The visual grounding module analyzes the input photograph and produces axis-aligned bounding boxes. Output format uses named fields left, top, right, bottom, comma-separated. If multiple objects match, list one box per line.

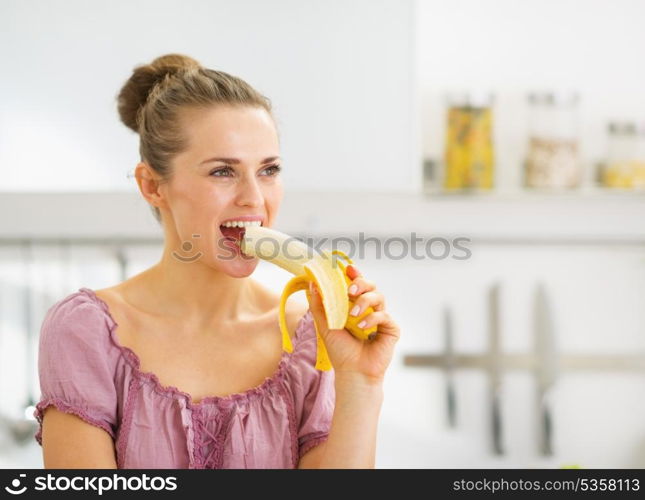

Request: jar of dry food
left=603, top=121, right=636, bottom=188
left=602, top=121, right=645, bottom=189
left=443, top=92, right=495, bottom=191
left=635, top=123, right=645, bottom=189
left=524, top=92, right=581, bottom=189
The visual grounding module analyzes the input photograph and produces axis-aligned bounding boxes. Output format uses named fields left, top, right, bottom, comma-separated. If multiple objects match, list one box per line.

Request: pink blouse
left=33, top=287, right=335, bottom=469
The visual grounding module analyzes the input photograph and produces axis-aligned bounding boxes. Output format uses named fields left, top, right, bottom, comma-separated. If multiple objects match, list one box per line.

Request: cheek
left=264, top=181, right=284, bottom=209
left=169, top=175, right=208, bottom=202
left=168, top=178, right=230, bottom=225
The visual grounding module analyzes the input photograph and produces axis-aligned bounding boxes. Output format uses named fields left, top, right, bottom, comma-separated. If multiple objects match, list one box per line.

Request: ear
left=134, top=162, right=167, bottom=210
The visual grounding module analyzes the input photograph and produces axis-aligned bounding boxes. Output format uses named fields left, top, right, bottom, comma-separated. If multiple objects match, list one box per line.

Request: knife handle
left=541, top=401, right=553, bottom=456
left=492, top=390, right=504, bottom=455
left=446, top=378, right=457, bottom=428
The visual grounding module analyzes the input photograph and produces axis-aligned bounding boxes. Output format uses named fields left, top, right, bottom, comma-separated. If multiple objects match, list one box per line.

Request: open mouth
left=219, top=225, right=246, bottom=244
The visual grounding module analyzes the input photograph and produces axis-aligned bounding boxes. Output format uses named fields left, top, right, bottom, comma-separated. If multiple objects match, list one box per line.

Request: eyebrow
left=199, top=156, right=281, bottom=166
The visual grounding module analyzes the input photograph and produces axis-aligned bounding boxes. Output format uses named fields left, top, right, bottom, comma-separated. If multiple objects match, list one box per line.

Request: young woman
left=34, top=54, right=400, bottom=469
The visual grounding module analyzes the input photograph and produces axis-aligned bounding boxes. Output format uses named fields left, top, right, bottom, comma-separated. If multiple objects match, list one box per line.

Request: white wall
left=417, top=0, right=645, bottom=190
left=0, top=0, right=418, bottom=193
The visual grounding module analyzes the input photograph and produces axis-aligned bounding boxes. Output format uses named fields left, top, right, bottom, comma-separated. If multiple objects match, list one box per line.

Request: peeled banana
left=239, top=226, right=377, bottom=371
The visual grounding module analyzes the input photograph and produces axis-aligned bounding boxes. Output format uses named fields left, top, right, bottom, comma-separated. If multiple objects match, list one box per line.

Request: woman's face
left=159, top=105, right=283, bottom=276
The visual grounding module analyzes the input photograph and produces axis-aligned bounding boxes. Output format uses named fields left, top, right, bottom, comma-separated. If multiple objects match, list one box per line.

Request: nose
left=235, top=174, right=264, bottom=208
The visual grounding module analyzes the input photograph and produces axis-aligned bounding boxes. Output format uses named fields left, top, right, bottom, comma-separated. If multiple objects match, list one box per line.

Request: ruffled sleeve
left=285, top=310, right=336, bottom=459
left=33, top=291, right=119, bottom=445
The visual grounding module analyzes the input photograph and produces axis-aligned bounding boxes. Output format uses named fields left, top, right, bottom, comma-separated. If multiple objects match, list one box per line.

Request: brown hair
left=116, top=53, right=275, bottom=223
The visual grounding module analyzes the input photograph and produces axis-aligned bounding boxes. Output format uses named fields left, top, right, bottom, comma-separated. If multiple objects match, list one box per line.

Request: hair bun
left=117, top=53, right=202, bottom=132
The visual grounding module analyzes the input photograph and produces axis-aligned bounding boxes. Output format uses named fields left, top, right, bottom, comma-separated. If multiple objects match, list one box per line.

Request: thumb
left=306, top=281, right=329, bottom=337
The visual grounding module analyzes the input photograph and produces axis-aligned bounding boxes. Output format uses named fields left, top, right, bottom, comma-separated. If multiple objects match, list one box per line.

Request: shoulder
left=35, top=290, right=122, bottom=450
left=39, top=288, right=115, bottom=354
left=44, top=288, right=111, bottom=325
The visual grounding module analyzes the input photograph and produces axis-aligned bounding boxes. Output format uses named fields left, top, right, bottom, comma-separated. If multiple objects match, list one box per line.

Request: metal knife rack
left=404, top=353, right=645, bottom=372
left=403, top=282, right=645, bottom=457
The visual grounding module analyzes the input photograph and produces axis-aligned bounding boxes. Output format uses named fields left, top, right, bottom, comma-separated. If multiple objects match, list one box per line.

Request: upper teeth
left=222, top=220, right=262, bottom=228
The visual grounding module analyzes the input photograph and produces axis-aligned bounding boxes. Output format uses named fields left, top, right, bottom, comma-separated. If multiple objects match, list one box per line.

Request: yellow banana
left=239, top=226, right=377, bottom=370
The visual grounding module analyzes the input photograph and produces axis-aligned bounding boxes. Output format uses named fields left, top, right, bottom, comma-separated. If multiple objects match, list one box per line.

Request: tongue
left=220, top=225, right=245, bottom=242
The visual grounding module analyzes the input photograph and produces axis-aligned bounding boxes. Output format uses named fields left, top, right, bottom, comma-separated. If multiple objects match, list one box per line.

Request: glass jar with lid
left=602, top=121, right=645, bottom=190
left=603, top=122, right=636, bottom=188
left=635, top=123, right=645, bottom=189
left=443, top=92, right=495, bottom=191
left=524, top=91, right=581, bottom=189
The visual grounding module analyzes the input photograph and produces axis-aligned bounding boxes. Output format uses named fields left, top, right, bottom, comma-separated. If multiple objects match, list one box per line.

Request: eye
left=263, top=164, right=282, bottom=176
left=209, top=164, right=282, bottom=178
left=209, top=166, right=234, bottom=177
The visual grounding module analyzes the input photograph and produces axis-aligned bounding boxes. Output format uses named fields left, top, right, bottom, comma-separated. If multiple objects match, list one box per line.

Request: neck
left=136, top=245, right=256, bottom=327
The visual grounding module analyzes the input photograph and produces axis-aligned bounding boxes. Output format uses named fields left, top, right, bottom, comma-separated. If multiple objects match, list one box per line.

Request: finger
left=367, top=313, right=401, bottom=344
left=349, top=290, right=386, bottom=317
left=355, top=310, right=392, bottom=331
left=371, top=316, right=401, bottom=349
left=347, top=276, right=377, bottom=297
left=346, top=264, right=361, bottom=280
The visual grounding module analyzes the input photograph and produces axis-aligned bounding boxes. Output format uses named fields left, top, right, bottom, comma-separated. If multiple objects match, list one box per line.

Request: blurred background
left=1, top=0, right=644, bottom=468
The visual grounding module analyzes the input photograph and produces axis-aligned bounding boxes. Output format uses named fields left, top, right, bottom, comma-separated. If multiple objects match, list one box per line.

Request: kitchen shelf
left=421, top=187, right=645, bottom=201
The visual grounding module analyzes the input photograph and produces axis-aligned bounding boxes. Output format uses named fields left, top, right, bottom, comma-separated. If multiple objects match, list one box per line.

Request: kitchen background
left=1, top=0, right=644, bottom=468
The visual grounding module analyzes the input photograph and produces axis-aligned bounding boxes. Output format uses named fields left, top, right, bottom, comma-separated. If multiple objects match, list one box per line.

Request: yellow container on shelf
left=443, top=92, right=495, bottom=191
left=602, top=122, right=645, bottom=190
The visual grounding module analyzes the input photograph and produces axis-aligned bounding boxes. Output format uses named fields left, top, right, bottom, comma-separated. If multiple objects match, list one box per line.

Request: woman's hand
left=305, top=264, right=400, bottom=383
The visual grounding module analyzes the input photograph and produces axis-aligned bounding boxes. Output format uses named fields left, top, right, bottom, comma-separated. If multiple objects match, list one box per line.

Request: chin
left=207, top=250, right=259, bottom=276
